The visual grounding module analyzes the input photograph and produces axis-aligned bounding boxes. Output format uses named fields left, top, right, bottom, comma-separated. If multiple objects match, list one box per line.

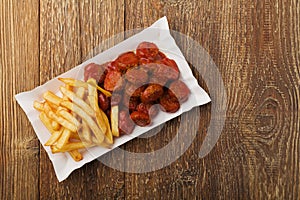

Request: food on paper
left=33, top=42, right=191, bottom=161
left=84, top=41, right=190, bottom=134
left=15, top=17, right=212, bottom=181
left=33, top=78, right=112, bottom=161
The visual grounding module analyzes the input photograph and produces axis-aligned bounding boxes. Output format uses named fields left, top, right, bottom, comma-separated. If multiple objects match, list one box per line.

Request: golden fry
left=60, top=100, right=105, bottom=143
left=68, top=150, right=83, bottom=161
left=78, top=120, right=92, bottom=142
left=91, top=136, right=112, bottom=148
left=87, top=95, right=107, bottom=134
left=39, top=112, right=54, bottom=134
left=70, top=132, right=81, bottom=140
left=59, top=77, right=111, bottom=97
left=51, top=120, right=61, bottom=131
left=56, top=128, right=72, bottom=149
left=75, top=87, right=85, bottom=99
left=44, top=103, right=77, bottom=132
left=60, top=86, right=95, bottom=116
left=111, top=105, right=119, bottom=137
left=43, top=91, right=62, bottom=107
left=57, top=109, right=81, bottom=127
left=86, top=81, right=111, bottom=143
left=44, top=128, right=63, bottom=146
left=33, top=101, right=44, bottom=112
left=51, top=142, right=95, bottom=153
left=35, top=77, right=118, bottom=162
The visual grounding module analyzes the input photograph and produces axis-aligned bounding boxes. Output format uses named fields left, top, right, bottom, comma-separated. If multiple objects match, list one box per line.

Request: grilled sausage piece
left=137, top=103, right=159, bottom=118
left=153, top=64, right=179, bottom=81
left=98, top=92, right=110, bottom=111
left=125, top=67, right=149, bottom=85
left=140, top=84, right=164, bottom=103
left=114, top=51, right=139, bottom=71
left=104, top=70, right=123, bottom=92
left=122, top=94, right=140, bottom=112
left=168, top=80, right=190, bottom=103
left=159, top=91, right=180, bottom=113
left=130, top=111, right=151, bottom=127
left=110, top=93, right=122, bottom=106
left=125, top=84, right=146, bottom=98
left=154, top=51, right=166, bottom=61
left=119, top=110, right=135, bottom=134
left=84, top=62, right=107, bottom=83
left=136, top=41, right=159, bottom=59
left=156, top=57, right=179, bottom=73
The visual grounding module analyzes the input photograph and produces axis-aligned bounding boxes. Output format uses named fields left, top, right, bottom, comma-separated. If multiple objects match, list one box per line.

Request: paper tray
left=15, top=16, right=211, bottom=181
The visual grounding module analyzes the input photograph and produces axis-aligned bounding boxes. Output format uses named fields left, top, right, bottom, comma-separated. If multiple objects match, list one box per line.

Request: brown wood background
left=1, top=0, right=299, bottom=199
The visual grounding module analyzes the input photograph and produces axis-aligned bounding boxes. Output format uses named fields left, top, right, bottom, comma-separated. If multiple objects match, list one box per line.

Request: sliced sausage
left=98, top=92, right=110, bottom=111
left=119, top=110, right=135, bottom=134
left=104, top=70, right=123, bottom=92
left=130, top=111, right=151, bottom=127
left=136, top=41, right=159, bottom=59
left=125, top=84, right=147, bottom=98
left=140, top=84, right=164, bottom=103
left=137, top=102, right=159, bottom=118
left=115, top=51, right=139, bottom=71
left=84, top=62, right=107, bottom=84
left=168, top=80, right=190, bottom=103
left=159, top=91, right=180, bottom=113
left=125, top=67, right=149, bottom=85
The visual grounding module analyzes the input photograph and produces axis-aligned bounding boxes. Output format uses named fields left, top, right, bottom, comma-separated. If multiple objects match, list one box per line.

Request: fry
left=39, top=112, right=54, bottom=134
left=111, top=105, right=119, bottom=137
left=43, top=91, right=62, bottom=107
left=44, top=103, right=77, bottom=132
left=57, top=109, right=81, bottom=127
left=68, top=150, right=83, bottom=161
left=33, top=101, right=44, bottom=112
left=60, top=100, right=105, bottom=143
left=70, top=132, right=81, bottom=140
left=78, top=120, right=92, bottom=142
left=35, top=77, right=117, bottom=162
left=87, top=80, right=111, bottom=143
left=56, top=128, right=72, bottom=149
left=100, top=109, right=113, bottom=144
left=44, top=128, right=63, bottom=146
left=63, top=85, right=73, bottom=101
left=59, top=77, right=112, bottom=97
left=51, top=120, right=61, bottom=131
left=87, top=95, right=107, bottom=134
left=60, top=86, right=95, bottom=116
left=75, top=87, right=85, bottom=99
left=91, top=136, right=112, bottom=148
left=51, top=142, right=95, bottom=153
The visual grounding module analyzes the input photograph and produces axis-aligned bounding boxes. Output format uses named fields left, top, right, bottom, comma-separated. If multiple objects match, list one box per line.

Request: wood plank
left=39, top=0, right=125, bottom=199
left=39, top=1, right=86, bottom=199
left=0, top=0, right=298, bottom=199
left=78, top=0, right=125, bottom=199
left=124, top=0, right=211, bottom=199
left=0, top=0, right=40, bottom=199
left=124, top=0, right=300, bottom=199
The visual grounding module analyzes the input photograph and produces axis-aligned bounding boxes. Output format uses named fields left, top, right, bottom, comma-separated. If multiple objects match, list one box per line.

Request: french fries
left=111, top=105, right=119, bottom=137
left=33, top=77, right=117, bottom=162
left=58, top=77, right=112, bottom=97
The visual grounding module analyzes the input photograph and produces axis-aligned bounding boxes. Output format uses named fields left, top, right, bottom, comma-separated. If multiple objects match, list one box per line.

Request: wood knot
left=254, top=96, right=282, bottom=138
left=255, top=98, right=278, bottom=133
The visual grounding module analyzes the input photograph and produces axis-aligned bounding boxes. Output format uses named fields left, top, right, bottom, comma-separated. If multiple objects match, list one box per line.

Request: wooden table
left=1, top=0, right=299, bottom=199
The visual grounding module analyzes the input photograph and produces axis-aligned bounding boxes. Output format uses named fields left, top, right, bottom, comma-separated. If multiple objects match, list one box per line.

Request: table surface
left=1, top=0, right=299, bottom=199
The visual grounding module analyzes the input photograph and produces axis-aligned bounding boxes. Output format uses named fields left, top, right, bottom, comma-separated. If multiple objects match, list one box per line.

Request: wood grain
left=0, top=0, right=299, bottom=199
left=0, top=0, right=40, bottom=199
left=39, top=0, right=125, bottom=199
